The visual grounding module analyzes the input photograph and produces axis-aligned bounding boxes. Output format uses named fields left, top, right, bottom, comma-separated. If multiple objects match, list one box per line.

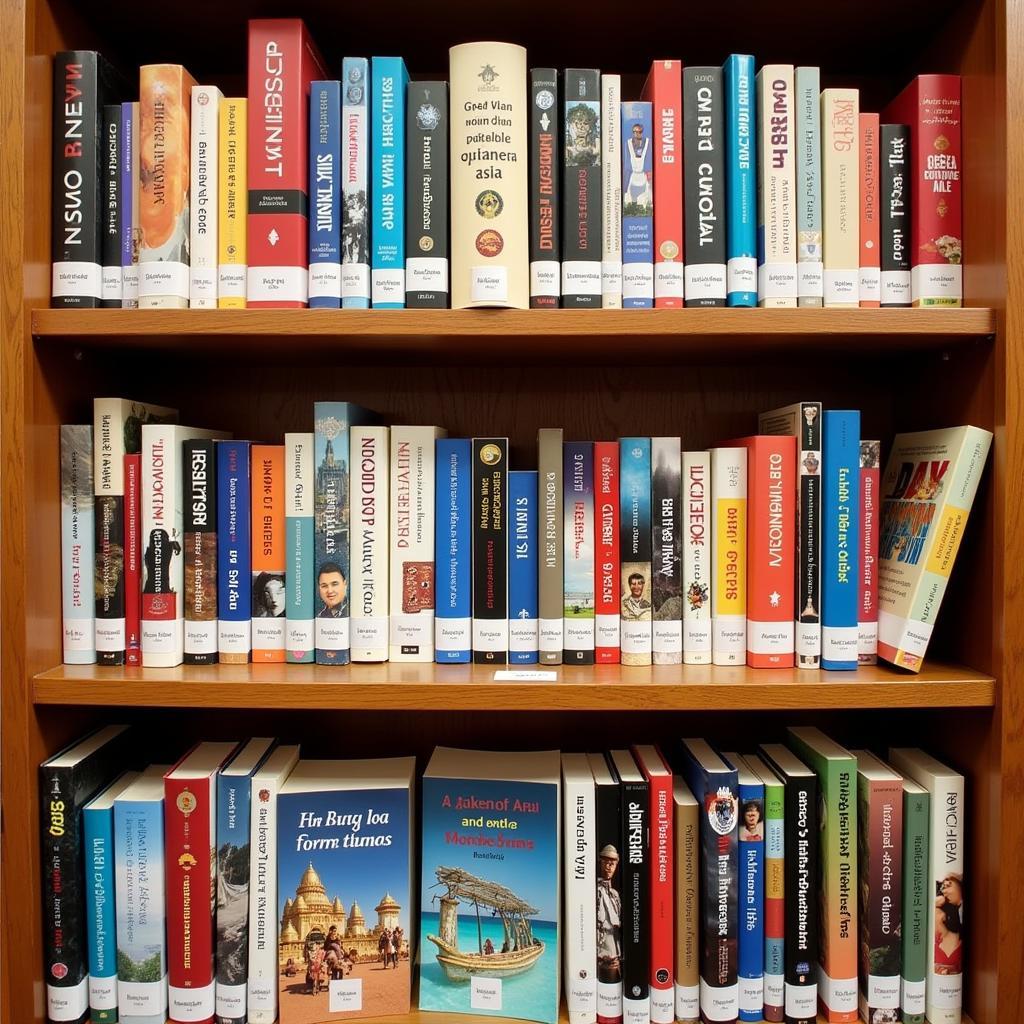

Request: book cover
left=795, top=67, right=823, bottom=307
left=190, top=86, right=222, bottom=308
left=183, top=438, right=218, bottom=665
left=590, top=754, right=623, bottom=1024
left=124, top=455, right=142, bottom=665
left=473, top=437, right=509, bottom=664
left=562, top=69, right=603, bottom=307
left=538, top=428, right=564, bottom=664
left=217, top=441, right=252, bottom=665
left=859, top=441, right=881, bottom=663
left=601, top=74, right=623, bottom=308
left=309, top=81, right=342, bottom=308
left=530, top=68, right=561, bottom=308
left=62, top=425, right=95, bottom=664
left=285, top=432, right=315, bottom=663
left=651, top=438, right=682, bottom=665
left=711, top=447, right=747, bottom=666
left=419, top=748, right=560, bottom=1024
left=406, top=81, right=449, bottom=308
left=371, top=56, right=409, bottom=308
left=595, top=441, right=621, bottom=664
left=899, top=779, right=930, bottom=1024
left=672, top=778, right=699, bottom=1024
left=878, top=425, right=992, bottom=671
left=509, top=470, right=539, bottom=663
left=683, top=68, right=726, bottom=307
left=435, top=438, right=472, bottom=663
left=859, top=114, right=881, bottom=307
left=880, top=124, right=912, bottom=307
left=681, top=452, right=711, bottom=665
left=821, top=89, right=860, bottom=308
left=101, top=105, right=122, bottom=307
left=723, top=55, right=756, bottom=307
left=620, top=438, right=653, bottom=667
left=121, top=101, right=140, bottom=308
left=642, top=61, right=685, bottom=308
left=252, top=445, right=286, bottom=662
left=620, top=100, right=654, bottom=308
left=342, top=58, right=370, bottom=309
left=562, top=754, right=597, bottom=1024
left=218, top=98, right=247, bottom=307
left=564, top=442, right=595, bottom=665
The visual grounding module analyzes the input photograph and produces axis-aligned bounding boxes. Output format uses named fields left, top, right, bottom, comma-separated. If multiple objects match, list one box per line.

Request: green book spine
left=901, top=785, right=930, bottom=1024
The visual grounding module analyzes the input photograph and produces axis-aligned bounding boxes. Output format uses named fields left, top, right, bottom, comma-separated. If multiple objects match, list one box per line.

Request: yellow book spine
left=219, top=98, right=247, bottom=308
left=712, top=446, right=747, bottom=666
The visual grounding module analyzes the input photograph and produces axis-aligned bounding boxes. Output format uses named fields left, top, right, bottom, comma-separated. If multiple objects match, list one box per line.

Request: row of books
left=43, top=725, right=965, bottom=1024
left=60, top=400, right=992, bottom=672
left=51, top=25, right=963, bottom=312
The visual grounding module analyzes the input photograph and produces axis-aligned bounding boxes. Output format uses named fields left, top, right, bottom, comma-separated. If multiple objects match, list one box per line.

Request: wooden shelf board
left=32, top=661, right=995, bottom=711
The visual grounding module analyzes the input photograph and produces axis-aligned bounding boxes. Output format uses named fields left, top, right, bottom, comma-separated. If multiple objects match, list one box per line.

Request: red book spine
left=858, top=443, right=880, bottom=664
left=859, top=113, right=881, bottom=308
left=124, top=453, right=142, bottom=665
left=246, top=19, right=327, bottom=308
left=642, top=61, right=684, bottom=307
left=595, top=441, right=620, bottom=663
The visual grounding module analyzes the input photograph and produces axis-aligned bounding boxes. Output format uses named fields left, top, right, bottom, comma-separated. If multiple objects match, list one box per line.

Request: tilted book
left=595, top=441, right=621, bottom=663
left=218, top=98, right=247, bottom=307
left=672, top=778, right=699, bottom=1024
left=898, top=778, right=930, bottom=1024
left=619, top=438, right=652, bottom=666
left=183, top=439, right=218, bottom=665
left=509, top=470, right=539, bottom=663
left=101, top=105, right=122, bottom=308
left=251, top=445, right=286, bottom=662
left=601, top=74, right=623, bottom=308
left=120, top=101, right=140, bottom=308
left=795, top=67, right=823, bottom=307
left=859, top=440, right=881, bottom=663
left=531, top=68, right=561, bottom=308
left=682, top=452, right=712, bottom=665
left=563, top=442, right=595, bottom=665
left=285, top=433, right=315, bottom=663
left=309, top=81, right=342, bottom=308
left=711, top=447, right=747, bottom=666
left=562, top=754, right=597, bottom=1024
left=473, top=437, right=510, bottom=664
left=723, top=55, right=756, bottom=307
left=371, top=56, right=409, bottom=308
left=821, top=89, right=860, bottom=308
left=62, top=425, right=96, bottom=664
left=538, top=428, right=564, bottom=664
left=620, top=101, right=654, bottom=308
left=880, top=123, right=912, bottom=307
left=859, top=114, right=881, bottom=307
left=217, top=441, right=252, bottom=665
left=435, top=438, right=472, bottom=663
left=190, top=86, right=222, bottom=308
left=651, top=438, right=682, bottom=665
left=341, top=58, right=370, bottom=308
left=590, top=753, right=623, bottom=1024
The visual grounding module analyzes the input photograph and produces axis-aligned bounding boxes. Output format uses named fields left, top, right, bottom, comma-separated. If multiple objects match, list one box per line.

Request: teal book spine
left=371, top=56, right=409, bottom=308
left=723, top=55, right=757, bottom=306
left=83, top=801, right=118, bottom=1023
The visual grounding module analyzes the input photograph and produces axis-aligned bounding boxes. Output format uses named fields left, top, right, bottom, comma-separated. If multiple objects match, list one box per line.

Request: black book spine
left=880, top=123, right=912, bottom=308
left=472, top=438, right=508, bottom=663
left=621, top=776, right=650, bottom=1020
left=184, top=439, right=218, bottom=665
left=95, top=484, right=125, bottom=666
left=101, top=105, right=122, bottom=308
left=530, top=68, right=560, bottom=308
left=406, top=81, right=449, bottom=308
left=562, top=69, right=603, bottom=307
left=784, top=773, right=819, bottom=1024
left=683, top=67, right=727, bottom=307
left=595, top=764, right=624, bottom=1023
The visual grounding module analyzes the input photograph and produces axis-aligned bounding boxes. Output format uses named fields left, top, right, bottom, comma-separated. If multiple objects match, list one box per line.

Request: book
left=723, top=55, right=756, bottom=307
left=350, top=425, right=391, bottom=662
left=341, top=58, right=370, bottom=309
left=120, top=101, right=140, bottom=308
left=124, top=455, right=142, bottom=665
left=859, top=440, right=881, bottom=663
left=189, top=86, right=222, bottom=308
left=755, top=66, right=797, bottom=307
left=562, top=754, right=597, bottom=1024
left=371, top=56, right=409, bottom=308
left=217, top=441, right=252, bottom=666
left=595, top=441, right=621, bottom=663
left=787, top=727, right=858, bottom=1023
left=138, top=64, right=196, bottom=308
left=530, top=68, right=561, bottom=308
left=538, top=428, right=564, bottom=665
left=671, top=778, right=699, bottom=1024
left=509, top=470, right=539, bottom=663
left=601, top=74, right=623, bottom=308
left=473, top=437, right=509, bottom=664
left=563, top=441, right=595, bottom=665
left=651, top=438, right=682, bottom=665
left=899, top=778, right=930, bottom=1024
left=619, top=438, right=652, bottom=667
left=880, top=124, right=912, bottom=307
left=101, top=105, right=122, bottom=307
left=390, top=425, right=447, bottom=661
left=183, top=438, right=218, bottom=665
left=821, top=89, right=860, bottom=308
left=435, top=438, right=472, bottom=663
left=859, top=114, right=881, bottom=307
left=563, top=69, right=603, bottom=307
left=620, top=100, right=654, bottom=308
left=795, top=67, right=823, bottom=307
left=251, top=445, right=285, bottom=662
left=758, top=402, right=823, bottom=669
left=309, top=80, right=342, bottom=309
left=590, top=753, right=623, bottom=1024
left=419, top=748, right=561, bottom=1024
left=679, top=738, right=738, bottom=1024
left=882, top=75, right=962, bottom=306
left=41, top=725, right=132, bottom=1024
left=851, top=750, right=903, bottom=1024
left=246, top=19, right=326, bottom=307
left=682, top=451, right=712, bottom=665
left=711, top=447, right=747, bottom=666
left=406, top=81, right=449, bottom=308
left=218, top=98, right=247, bottom=308
left=449, top=42, right=528, bottom=309
left=61, top=425, right=95, bottom=664
left=642, top=60, right=685, bottom=308
left=683, top=68, right=726, bottom=307
left=285, top=433, right=315, bottom=663
left=878, top=425, right=993, bottom=671
left=246, top=744, right=301, bottom=1024
left=821, top=411, right=860, bottom=670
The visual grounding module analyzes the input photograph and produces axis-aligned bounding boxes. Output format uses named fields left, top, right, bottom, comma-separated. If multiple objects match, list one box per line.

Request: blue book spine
left=217, top=441, right=252, bottom=662
left=736, top=776, right=765, bottom=1021
left=285, top=433, right=315, bottom=664
left=724, top=54, right=757, bottom=306
left=621, top=101, right=654, bottom=308
left=341, top=57, right=370, bottom=309
left=509, top=470, right=539, bottom=663
left=308, top=81, right=342, bottom=309
left=371, top=56, right=409, bottom=308
left=821, top=410, right=861, bottom=669
left=84, top=802, right=118, bottom=1023
left=435, top=439, right=472, bottom=663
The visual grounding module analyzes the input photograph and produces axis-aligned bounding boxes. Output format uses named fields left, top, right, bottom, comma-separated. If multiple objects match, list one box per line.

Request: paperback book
left=189, top=86, right=221, bottom=308
left=435, top=438, right=472, bottom=663
left=62, top=425, right=96, bottom=664
left=619, top=438, right=652, bottom=666
left=371, top=56, right=409, bottom=308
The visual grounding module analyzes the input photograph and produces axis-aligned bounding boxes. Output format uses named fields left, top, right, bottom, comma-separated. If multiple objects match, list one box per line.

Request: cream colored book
left=218, top=98, right=247, bottom=307
left=351, top=425, right=390, bottom=662
left=822, top=88, right=860, bottom=307
left=189, top=85, right=222, bottom=308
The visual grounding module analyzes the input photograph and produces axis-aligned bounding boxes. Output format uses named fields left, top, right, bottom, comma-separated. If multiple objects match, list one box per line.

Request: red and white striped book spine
left=124, top=453, right=142, bottom=666
left=859, top=441, right=880, bottom=663
left=595, top=441, right=620, bottom=663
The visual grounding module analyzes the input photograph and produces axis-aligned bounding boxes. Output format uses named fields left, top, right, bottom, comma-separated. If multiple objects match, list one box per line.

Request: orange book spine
left=251, top=445, right=286, bottom=662
left=859, top=113, right=881, bottom=307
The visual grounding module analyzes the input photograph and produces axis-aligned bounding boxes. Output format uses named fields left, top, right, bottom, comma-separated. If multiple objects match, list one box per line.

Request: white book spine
left=62, top=426, right=96, bottom=664
left=711, top=447, right=747, bottom=665
left=682, top=452, right=712, bottom=664
left=601, top=74, right=623, bottom=307
left=342, top=58, right=371, bottom=308
left=351, top=425, right=390, bottom=661
left=563, top=758, right=597, bottom=1024
left=189, top=87, right=222, bottom=308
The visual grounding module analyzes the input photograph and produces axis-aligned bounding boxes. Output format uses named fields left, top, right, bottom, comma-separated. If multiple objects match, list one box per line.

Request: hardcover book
left=563, top=442, right=595, bottom=665
left=371, top=56, right=409, bottom=308
left=251, top=446, right=286, bottom=662
left=183, top=438, right=218, bottom=665
left=101, top=105, right=122, bottom=307
left=218, top=98, right=247, bottom=307
left=420, top=748, right=560, bottom=1024
left=711, top=447, right=747, bottom=666
left=880, top=123, right=912, bottom=307
left=342, top=58, right=370, bottom=308
left=562, top=754, right=597, bottom=1024
left=682, top=452, right=712, bottom=665
left=217, top=441, right=252, bottom=665
left=821, top=89, right=860, bottom=308
left=595, top=441, right=621, bottom=663
left=601, top=74, right=623, bottom=308
left=590, top=753, right=623, bottom=1024
left=672, top=778, right=699, bottom=1024
left=435, top=438, right=472, bottom=663
left=651, top=438, right=682, bottom=664
left=859, top=441, right=881, bottom=663
left=795, top=67, right=823, bottom=307
left=473, top=437, right=509, bottom=664
left=723, top=55, right=756, bottom=307
left=120, top=101, right=140, bottom=308
left=509, top=470, right=539, bottom=663
left=124, top=455, right=142, bottom=665
left=620, top=101, right=654, bottom=308
left=619, top=438, right=653, bottom=666
left=530, top=68, right=561, bottom=308
left=189, top=86, right=222, bottom=308
left=309, top=81, right=342, bottom=308
left=538, top=428, right=564, bottom=664
left=899, top=778, right=930, bottom=1024
left=859, top=114, right=881, bottom=307
left=62, top=425, right=95, bottom=664
left=285, top=433, right=315, bottom=663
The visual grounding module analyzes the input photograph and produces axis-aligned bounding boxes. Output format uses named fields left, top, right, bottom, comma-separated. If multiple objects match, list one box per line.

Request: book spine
left=821, top=412, right=861, bottom=670
left=350, top=425, right=390, bottom=662
left=124, top=455, right=142, bottom=665
left=189, top=87, right=220, bottom=308
left=880, top=124, right=912, bottom=307
left=564, top=442, right=595, bottom=665
left=121, top=102, right=140, bottom=308
left=101, top=106, right=122, bottom=307
left=472, top=437, right=509, bottom=663
left=859, top=113, right=881, bottom=306
left=622, top=779, right=651, bottom=1024
left=284, top=433, right=315, bottom=663
left=621, top=101, right=655, bottom=308
left=435, top=438, right=472, bottom=663
left=926, top=773, right=964, bottom=1024
left=538, top=428, right=564, bottom=663
left=341, top=57, right=370, bottom=308
left=218, top=98, right=247, bottom=307
left=217, top=441, right=252, bottom=664
left=215, top=775, right=253, bottom=1024
left=371, top=56, right=407, bottom=308
left=712, top=447, right=747, bottom=666
left=821, top=89, right=861, bottom=307
left=737, top=780, right=765, bottom=1022
left=795, top=67, right=823, bottom=307
left=530, top=68, right=561, bottom=308
left=251, top=445, right=285, bottom=662
left=783, top=772, right=818, bottom=1024
left=308, top=81, right=342, bottom=308
left=762, top=779, right=785, bottom=1022
left=247, top=770, right=283, bottom=1024
left=139, top=65, right=195, bottom=308
left=509, top=471, right=539, bottom=663
left=601, top=74, right=623, bottom=308
left=595, top=775, right=623, bottom=1024
left=647, top=768, right=674, bottom=1024
left=682, top=452, right=712, bottom=664
left=83, top=803, right=118, bottom=1023
left=94, top=402, right=126, bottom=666
left=62, top=425, right=96, bottom=664
left=858, top=442, right=880, bottom=663
left=674, top=792, right=700, bottom=1024
left=183, top=439, right=218, bottom=664
left=52, top=52, right=102, bottom=308
left=564, top=763, right=598, bottom=1024
left=562, top=69, right=603, bottom=306
left=792, top=404, right=823, bottom=668
left=620, top=438, right=653, bottom=666
left=651, top=438, right=682, bottom=664
left=723, top=55, right=756, bottom=306
left=595, top=441, right=621, bottom=663
left=900, top=787, right=929, bottom=1024
left=683, top=68, right=726, bottom=306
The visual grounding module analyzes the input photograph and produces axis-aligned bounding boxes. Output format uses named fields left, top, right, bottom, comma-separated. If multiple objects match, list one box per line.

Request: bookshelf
left=0, top=3, right=1017, bottom=1024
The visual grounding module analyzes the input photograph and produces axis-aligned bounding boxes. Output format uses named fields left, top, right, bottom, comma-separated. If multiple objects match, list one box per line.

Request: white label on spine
left=727, top=256, right=756, bottom=295
left=650, top=987, right=674, bottom=1023
left=764, top=972, right=784, bottom=1008
left=858, top=621, right=878, bottom=657
left=248, top=266, right=308, bottom=304
left=823, top=269, right=859, bottom=305
left=89, top=976, right=117, bottom=1010
left=931, top=971, right=963, bottom=1009
left=185, top=621, right=217, bottom=655
left=747, top=619, right=795, bottom=655
left=699, top=979, right=739, bottom=1022
left=822, top=624, right=859, bottom=663
left=391, top=612, right=433, bottom=655
left=471, top=977, right=502, bottom=1010
left=509, top=617, right=539, bottom=652
left=867, top=973, right=900, bottom=1008
left=901, top=978, right=926, bottom=1015
left=758, top=261, right=799, bottom=299
left=785, top=982, right=817, bottom=1019
left=623, top=995, right=651, bottom=1024
left=329, top=978, right=362, bottom=1012
left=599, top=981, right=623, bottom=1020
left=102, top=266, right=123, bottom=301
left=622, top=263, right=654, bottom=300
left=531, top=260, right=561, bottom=297
left=655, top=262, right=685, bottom=299
left=253, top=619, right=285, bottom=651
left=122, top=265, right=140, bottom=305
left=675, top=982, right=699, bottom=1020
left=540, top=618, right=563, bottom=653
left=798, top=260, right=824, bottom=299
left=797, top=621, right=821, bottom=661
left=216, top=982, right=246, bottom=1019
left=142, top=618, right=178, bottom=656
left=48, top=979, right=89, bottom=1020
left=912, top=263, right=962, bottom=304
left=342, top=263, right=370, bottom=299
left=653, top=620, right=683, bottom=657
left=139, top=260, right=189, bottom=299
left=52, top=261, right=101, bottom=299
left=713, top=616, right=745, bottom=663
left=316, top=616, right=350, bottom=651
left=739, top=976, right=764, bottom=1012
left=620, top=619, right=652, bottom=655
left=684, top=621, right=712, bottom=660
left=878, top=610, right=933, bottom=657
left=406, top=257, right=447, bottom=293
left=470, top=266, right=508, bottom=303
left=819, top=968, right=858, bottom=1012
left=562, top=260, right=602, bottom=296
left=859, top=266, right=881, bottom=302
left=286, top=619, right=314, bottom=653
left=218, top=620, right=251, bottom=655
left=685, top=264, right=727, bottom=301
left=248, top=978, right=274, bottom=1014
left=119, top=977, right=168, bottom=1016
left=170, top=981, right=215, bottom=1020
left=473, top=620, right=507, bottom=652
left=351, top=616, right=388, bottom=654
left=881, top=269, right=912, bottom=305
left=218, top=264, right=246, bottom=299
left=309, top=262, right=342, bottom=299
left=95, top=618, right=126, bottom=652
left=596, top=613, right=619, bottom=651
left=602, top=259, right=623, bottom=298
left=190, top=269, right=217, bottom=305
left=63, top=620, right=93, bottom=655
left=563, top=618, right=594, bottom=651
left=435, top=617, right=471, bottom=652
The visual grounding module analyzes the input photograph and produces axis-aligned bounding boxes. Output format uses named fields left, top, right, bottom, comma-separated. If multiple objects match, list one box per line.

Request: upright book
left=794, top=67, right=823, bottom=307
left=473, top=437, right=509, bottom=663
left=530, top=68, right=561, bottom=308
left=190, top=86, right=222, bottom=308
left=435, top=438, right=472, bottom=663
left=341, top=57, right=370, bottom=308
left=682, top=451, right=712, bottom=665
left=880, top=123, right=912, bottom=307
left=62, top=425, right=96, bottom=664
left=859, top=113, right=881, bottom=307
left=711, top=447, right=747, bottom=666
left=672, top=778, right=700, bottom=1024
left=601, top=74, right=623, bottom=308
left=217, top=441, right=252, bottom=665
left=563, top=441, right=595, bottom=665
left=821, top=89, right=860, bottom=308
left=121, top=100, right=140, bottom=308
left=595, top=441, right=621, bottom=663
left=251, top=445, right=286, bottom=662
left=509, top=470, right=539, bottom=663
left=591, top=753, right=623, bottom=1024
left=217, top=98, right=247, bottom=307
left=183, top=438, right=218, bottom=665
left=538, top=428, right=564, bottom=664
left=899, top=778, right=930, bottom=1024
left=620, top=101, right=654, bottom=308
left=562, top=754, right=597, bottom=1024
left=651, top=438, right=682, bottom=664
left=123, top=455, right=142, bottom=665
left=285, top=432, right=315, bottom=663
left=723, top=55, right=757, bottom=307
left=308, top=80, right=342, bottom=308
left=619, top=438, right=653, bottom=666
left=371, top=56, right=409, bottom=308
left=101, top=104, right=122, bottom=308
